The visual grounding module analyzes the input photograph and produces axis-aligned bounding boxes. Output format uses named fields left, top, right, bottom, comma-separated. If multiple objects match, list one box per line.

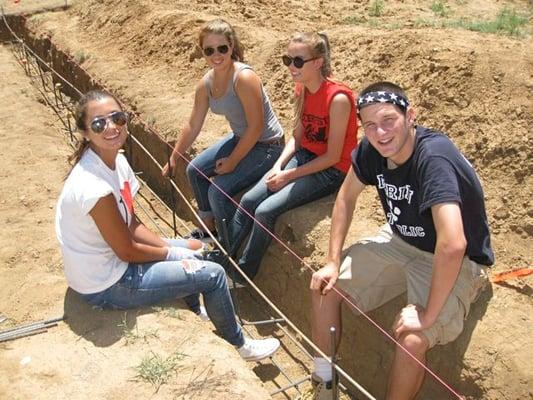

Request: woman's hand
left=166, top=246, right=203, bottom=261
left=266, top=169, right=293, bottom=192
left=214, top=157, right=237, bottom=175
left=162, top=154, right=178, bottom=177
left=265, top=164, right=281, bottom=181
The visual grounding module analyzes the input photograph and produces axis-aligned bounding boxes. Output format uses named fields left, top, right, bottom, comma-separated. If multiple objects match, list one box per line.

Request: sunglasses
left=90, top=111, right=128, bottom=134
left=203, top=44, right=229, bottom=57
left=282, top=55, right=319, bottom=69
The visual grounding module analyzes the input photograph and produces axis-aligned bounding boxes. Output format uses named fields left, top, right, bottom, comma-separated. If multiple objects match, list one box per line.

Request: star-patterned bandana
left=357, top=91, right=410, bottom=115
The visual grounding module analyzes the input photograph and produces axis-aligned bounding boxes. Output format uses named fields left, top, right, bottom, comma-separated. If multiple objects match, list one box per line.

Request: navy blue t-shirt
left=352, top=126, right=494, bottom=266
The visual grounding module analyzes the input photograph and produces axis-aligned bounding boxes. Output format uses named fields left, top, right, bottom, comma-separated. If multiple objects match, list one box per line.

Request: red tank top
left=298, top=79, right=358, bottom=173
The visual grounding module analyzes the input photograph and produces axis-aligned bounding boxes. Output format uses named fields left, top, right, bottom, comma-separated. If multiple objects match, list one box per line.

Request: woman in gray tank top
left=163, top=18, right=283, bottom=242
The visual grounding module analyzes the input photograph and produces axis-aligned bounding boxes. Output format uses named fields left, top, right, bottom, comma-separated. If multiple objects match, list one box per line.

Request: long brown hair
left=198, top=18, right=244, bottom=62
left=67, top=90, right=122, bottom=175
left=290, top=32, right=332, bottom=129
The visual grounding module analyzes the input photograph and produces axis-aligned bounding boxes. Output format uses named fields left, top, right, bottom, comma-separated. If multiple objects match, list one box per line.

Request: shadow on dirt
left=62, top=288, right=189, bottom=347
left=424, top=283, right=494, bottom=398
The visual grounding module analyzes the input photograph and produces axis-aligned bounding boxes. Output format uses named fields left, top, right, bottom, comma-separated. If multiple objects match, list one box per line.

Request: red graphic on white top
left=120, top=181, right=134, bottom=214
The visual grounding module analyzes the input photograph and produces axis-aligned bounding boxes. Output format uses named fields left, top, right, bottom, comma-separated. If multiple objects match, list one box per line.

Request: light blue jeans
left=81, top=239, right=244, bottom=347
left=186, top=134, right=282, bottom=234
left=229, top=148, right=345, bottom=278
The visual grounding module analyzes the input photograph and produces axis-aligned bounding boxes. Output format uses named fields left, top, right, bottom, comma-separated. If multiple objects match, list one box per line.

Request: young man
left=308, top=82, right=494, bottom=400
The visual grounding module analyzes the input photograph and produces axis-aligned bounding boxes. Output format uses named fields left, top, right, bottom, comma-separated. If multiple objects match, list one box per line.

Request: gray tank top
left=204, top=62, right=283, bottom=142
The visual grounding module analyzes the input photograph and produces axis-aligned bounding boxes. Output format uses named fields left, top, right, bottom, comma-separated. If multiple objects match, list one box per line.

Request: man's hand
left=214, top=157, right=237, bottom=175
left=310, top=261, right=340, bottom=295
left=393, top=304, right=432, bottom=339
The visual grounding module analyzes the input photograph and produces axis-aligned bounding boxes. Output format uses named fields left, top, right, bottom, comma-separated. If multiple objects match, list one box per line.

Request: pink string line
left=4, top=12, right=464, bottom=399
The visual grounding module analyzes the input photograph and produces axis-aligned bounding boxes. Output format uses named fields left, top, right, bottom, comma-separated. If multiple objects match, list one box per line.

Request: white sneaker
left=237, top=337, right=280, bottom=362
left=196, top=305, right=210, bottom=321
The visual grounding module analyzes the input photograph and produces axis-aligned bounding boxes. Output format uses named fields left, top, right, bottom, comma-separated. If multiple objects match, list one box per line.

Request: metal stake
left=21, top=45, right=29, bottom=76
left=330, top=326, right=339, bottom=400
left=36, top=57, right=48, bottom=92
left=165, top=143, right=177, bottom=237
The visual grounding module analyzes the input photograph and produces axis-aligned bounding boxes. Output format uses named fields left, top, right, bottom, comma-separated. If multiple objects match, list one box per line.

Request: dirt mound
left=61, top=0, right=532, bottom=265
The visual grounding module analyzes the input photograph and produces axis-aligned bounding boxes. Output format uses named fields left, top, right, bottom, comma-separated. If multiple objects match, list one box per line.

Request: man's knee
left=396, top=332, right=429, bottom=360
left=311, top=289, right=343, bottom=312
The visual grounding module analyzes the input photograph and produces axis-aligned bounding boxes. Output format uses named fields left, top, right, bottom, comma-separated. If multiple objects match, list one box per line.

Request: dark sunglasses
left=203, top=44, right=229, bottom=57
left=90, top=111, right=128, bottom=134
left=281, top=55, right=319, bottom=69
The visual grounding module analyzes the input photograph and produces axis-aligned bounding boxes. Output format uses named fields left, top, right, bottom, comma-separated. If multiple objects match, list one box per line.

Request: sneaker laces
left=237, top=337, right=280, bottom=361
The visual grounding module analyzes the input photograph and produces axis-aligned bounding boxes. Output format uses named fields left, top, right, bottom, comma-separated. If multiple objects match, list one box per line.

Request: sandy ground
left=0, top=0, right=532, bottom=399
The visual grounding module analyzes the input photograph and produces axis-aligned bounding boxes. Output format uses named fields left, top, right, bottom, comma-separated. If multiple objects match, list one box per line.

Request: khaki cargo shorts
left=337, top=225, right=488, bottom=348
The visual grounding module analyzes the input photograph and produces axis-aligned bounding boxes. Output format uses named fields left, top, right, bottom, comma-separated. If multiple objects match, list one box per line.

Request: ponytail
left=67, top=138, right=91, bottom=174
left=317, top=32, right=332, bottom=78
left=289, top=32, right=333, bottom=129
left=293, top=84, right=305, bottom=130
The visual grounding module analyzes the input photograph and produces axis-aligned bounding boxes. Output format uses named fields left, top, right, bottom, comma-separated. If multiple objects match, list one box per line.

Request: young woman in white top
left=56, top=90, right=279, bottom=361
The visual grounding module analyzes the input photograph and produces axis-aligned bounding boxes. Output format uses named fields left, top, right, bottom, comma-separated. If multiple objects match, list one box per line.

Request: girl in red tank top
left=228, top=32, right=358, bottom=281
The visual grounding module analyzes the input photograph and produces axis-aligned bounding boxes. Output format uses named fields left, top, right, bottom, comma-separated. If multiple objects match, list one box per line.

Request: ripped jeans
left=81, top=241, right=244, bottom=346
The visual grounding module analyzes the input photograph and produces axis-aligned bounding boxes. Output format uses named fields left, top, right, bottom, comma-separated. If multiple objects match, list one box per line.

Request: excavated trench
left=1, top=13, right=197, bottom=223
left=1, top=12, right=499, bottom=400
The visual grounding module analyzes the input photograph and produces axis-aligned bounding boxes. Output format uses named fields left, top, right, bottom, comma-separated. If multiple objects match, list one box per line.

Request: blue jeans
left=229, top=148, right=345, bottom=278
left=186, top=134, right=282, bottom=233
left=81, top=240, right=244, bottom=347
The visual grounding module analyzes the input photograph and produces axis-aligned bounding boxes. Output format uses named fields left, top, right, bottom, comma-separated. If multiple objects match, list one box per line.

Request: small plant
left=450, top=7, right=529, bottom=36
left=368, top=0, right=384, bottom=17
left=29, top=14, right=43, bottom=23
left=386, top=22, right=403, bottom=30
left=146, top=116, right=157, bottom=127
left=135, top=351, right=186, bottom=391
left=152, top=306, right=182, bottom=319
left=74, top=50, right=90, bottom=64
left=342, top=15, right=364, bottom=25
left=368, top=18, right=380, bottom=28
left=118, top=313, right=159, bottom=345
left=415, top=17, right=439, bottom=28
left=431, top=1, right=450, bottom=18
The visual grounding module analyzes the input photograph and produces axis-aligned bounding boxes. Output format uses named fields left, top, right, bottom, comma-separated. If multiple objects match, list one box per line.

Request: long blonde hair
left=198, top=18, right=244, bottom=62
left=290, top=32, right=332, bottom=129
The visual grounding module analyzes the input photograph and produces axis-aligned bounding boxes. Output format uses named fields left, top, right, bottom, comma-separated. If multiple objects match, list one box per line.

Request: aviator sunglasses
left=282, top=55, right=319, bottom=69
left=203, top=44, right=230, bottom=57
left=90, top=111, right=128, bottom=134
